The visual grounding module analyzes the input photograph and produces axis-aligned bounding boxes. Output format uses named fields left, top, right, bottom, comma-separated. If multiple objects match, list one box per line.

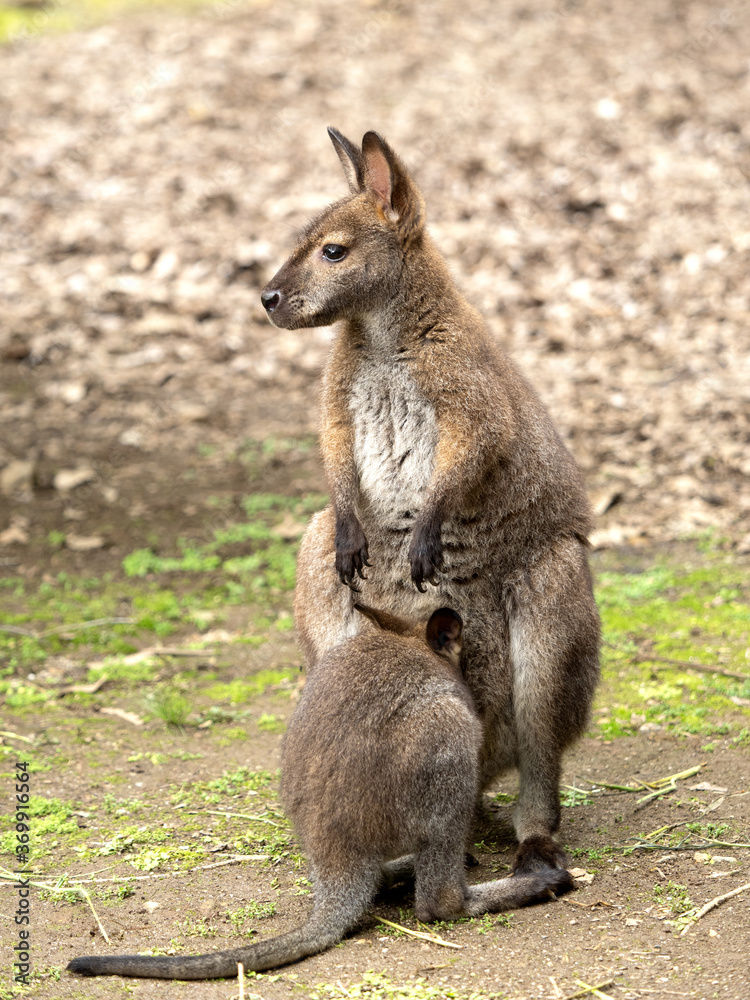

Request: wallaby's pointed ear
left=361, top=131, right=425, bottom=237
left=426, top=608, right=463, bottom=659
left=328, top=126, right=363, bottom=194
left=353, top=603, right=411, bottom=636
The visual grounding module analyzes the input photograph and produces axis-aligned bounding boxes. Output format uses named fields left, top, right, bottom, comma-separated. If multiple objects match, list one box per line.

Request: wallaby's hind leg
left=413, top=840, right=576, bottom=922
left=413, top=841, right=468, bottom=922
left=508, top=536, right=600, bottom=873
left=463, top=867, right=575, bottom=916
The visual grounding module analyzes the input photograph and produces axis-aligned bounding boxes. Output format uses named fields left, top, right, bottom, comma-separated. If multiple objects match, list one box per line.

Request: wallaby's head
left=353, top=603, right=463, bottom=671
left=261, top=128, right=426, bottom=330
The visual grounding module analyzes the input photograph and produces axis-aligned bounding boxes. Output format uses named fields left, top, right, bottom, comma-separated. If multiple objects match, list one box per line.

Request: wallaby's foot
left=408, top=515, right=444, bottom=591
left=334, top=514, right=370, bottom=587
left=465, top=852, right=479, bottom=868
left=513, top=835, right=568, bottom=875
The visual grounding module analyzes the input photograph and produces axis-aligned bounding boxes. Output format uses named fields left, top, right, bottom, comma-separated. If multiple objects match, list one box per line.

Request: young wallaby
left=263, top=128, right=601, bottom=875
left=68, top=606, right=573, bottom=980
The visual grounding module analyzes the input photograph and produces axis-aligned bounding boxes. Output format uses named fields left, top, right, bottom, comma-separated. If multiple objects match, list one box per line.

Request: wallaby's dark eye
left=322, top=244, right=347, bottom=262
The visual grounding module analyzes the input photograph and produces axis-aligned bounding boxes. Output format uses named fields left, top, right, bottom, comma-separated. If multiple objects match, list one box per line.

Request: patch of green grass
left=147, top=687, right=192, bottom=728
left=490, top=791, right=516, bottom=804
left=653, top=881, right=693, bottom=916
left=122, top=492, right=326, bottom=593
left=178, top=914, right=218, bottom=938
left=0, top=0, right=216, bottom=46
left=172, top=766, right=275, bottom=806
left=1, top=681, right=55, bottom=709
left=594, top=549, right=750, bottom=739
left=228, top=900, right=277, bottom=935
left=0, top=795, right=79, bottom=860
left=560, top=786, right=593, bottom=807
left=217, top=725, right=249, bottom=745
left=257, top=713, right=285, bottom=733
left=569, top=845, right=613, bottom=863
left=206, top=668, right=298, bottom=705
left=0, top=492, right=324, bottom=675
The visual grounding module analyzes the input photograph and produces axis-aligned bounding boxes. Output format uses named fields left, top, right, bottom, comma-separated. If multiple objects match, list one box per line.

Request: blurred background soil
left=1, top=0, right=750, bottom=564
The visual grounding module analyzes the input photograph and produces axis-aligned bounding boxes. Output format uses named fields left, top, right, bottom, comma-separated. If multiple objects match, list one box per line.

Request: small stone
left=0, top=515, right=30, bottom=545
left=1, top=335, right=31, bottom=361
left=65, top=534, right=105, bottom=551
left=54, top=467, right=96, bottom=492
left=0, top=459, right=34, bottom=496
left=130, top=250, right=152, bottom=272
left=152, top=249, right=179, bottom=280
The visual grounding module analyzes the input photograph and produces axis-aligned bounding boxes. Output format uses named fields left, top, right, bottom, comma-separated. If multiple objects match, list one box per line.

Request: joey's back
left=282, top=608, right=480, bottom=861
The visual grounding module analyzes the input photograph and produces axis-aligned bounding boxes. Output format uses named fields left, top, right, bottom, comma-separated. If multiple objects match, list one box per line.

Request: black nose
left=261, top=289, right=281, bottom=312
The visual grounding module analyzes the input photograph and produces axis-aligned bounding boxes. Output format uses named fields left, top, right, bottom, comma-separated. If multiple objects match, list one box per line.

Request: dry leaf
left=54, top=467, right=96, bottom=491
left=58, top=676, right=108, bottom=697
left=66, top=533, right=105, bottom=551
left=0, top=515, right=30, bottom=545
left=570, top=868, right=595, bottom=885
left=100, top=707, right=144, bottom=726
left=0, top=460, right=34, bottom=496
left=689, top=782, right=729, bottom=793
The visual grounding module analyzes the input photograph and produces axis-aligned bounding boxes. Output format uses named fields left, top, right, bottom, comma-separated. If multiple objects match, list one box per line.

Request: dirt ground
left=1, top=1, right=750, bottom=998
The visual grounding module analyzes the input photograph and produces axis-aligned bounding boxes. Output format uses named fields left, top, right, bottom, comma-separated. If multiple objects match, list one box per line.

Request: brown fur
left=265, top=129, right=601, bottom=872
left=67, top=607, right=573, bottom=981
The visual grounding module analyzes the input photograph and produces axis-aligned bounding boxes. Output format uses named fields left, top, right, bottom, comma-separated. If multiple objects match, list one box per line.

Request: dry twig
left=186, top=809, right=285, bottom=828
left=0, top=867, right=109, bottom=943
left=636, top=653, right=750, bottom=683
left=0, top=617, right=135, bottom=639
left=564, top=979, right=615, bottom=1000
left=678, top=881, right=750, bottom=935
left=374, top=916, right=463, bottom=949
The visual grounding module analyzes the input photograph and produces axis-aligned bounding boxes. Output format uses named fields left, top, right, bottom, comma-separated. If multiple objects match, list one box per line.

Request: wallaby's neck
left=347, top=233, right=463, bottom=354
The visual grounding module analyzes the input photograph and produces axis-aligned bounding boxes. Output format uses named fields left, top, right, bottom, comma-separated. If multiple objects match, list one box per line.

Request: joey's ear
left=328, top=126, right=363, bottom=193
left=426, top=608, right=463, bottom=659
left=361, top=131, right=425, bottom=236
left=353, top=603, right=411, bottom=636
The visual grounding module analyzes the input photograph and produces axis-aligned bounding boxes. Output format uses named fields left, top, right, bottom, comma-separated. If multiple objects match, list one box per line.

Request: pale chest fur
left=349, top=361, right=438, bottom=529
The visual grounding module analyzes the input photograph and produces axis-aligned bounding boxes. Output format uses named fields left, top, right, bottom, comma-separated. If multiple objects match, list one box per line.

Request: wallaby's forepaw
left=409, top=517, right=444, bottom=592
left=512, top=835, right=568, bottom=875
left=335, top=514, right=371, bottom=587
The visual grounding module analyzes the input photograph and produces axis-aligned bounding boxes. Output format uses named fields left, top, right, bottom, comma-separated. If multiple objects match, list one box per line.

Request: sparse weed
left=228, top=900, right=277, bottom=935
left=148, top=687, right=192, bottom=728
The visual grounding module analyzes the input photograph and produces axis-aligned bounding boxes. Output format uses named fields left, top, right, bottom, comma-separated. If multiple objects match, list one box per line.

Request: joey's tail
left=67, top=885, right=372, bottom=980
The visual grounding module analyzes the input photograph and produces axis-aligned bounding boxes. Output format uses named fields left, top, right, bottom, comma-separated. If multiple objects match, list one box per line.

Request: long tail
left=67, top=881, right=373, bottom=980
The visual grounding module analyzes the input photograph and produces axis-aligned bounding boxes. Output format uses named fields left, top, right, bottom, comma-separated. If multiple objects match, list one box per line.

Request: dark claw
left=335, top=513, right=370, bottom=588
left=408, top=516, right=444, bottom=591
left=513, top=835, right=569, bottom=875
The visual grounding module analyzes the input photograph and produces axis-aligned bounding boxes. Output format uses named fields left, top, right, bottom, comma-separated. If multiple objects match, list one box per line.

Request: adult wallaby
left=263, top=128, right=601, bottom=875
left=68, top=606, right=573, bottom=980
